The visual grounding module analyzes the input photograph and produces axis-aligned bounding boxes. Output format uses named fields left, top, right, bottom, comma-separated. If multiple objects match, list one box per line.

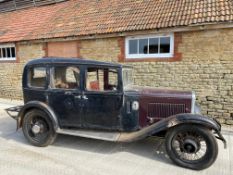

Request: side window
left=86, top=67, right=118, bottom=92
left=28, top=67, right=47, bottom=88
left=53, top=66, right=80, bottom=89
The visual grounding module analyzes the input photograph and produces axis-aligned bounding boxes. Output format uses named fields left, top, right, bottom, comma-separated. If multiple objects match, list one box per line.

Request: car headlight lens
left=132, top=101, right=139, bottom=111
left=194, top=104, right=201, bottom=114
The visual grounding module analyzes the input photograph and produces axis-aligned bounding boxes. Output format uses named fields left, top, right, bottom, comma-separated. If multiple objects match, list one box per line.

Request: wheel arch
left=18, top=101, right=59, bottom=131
left=164, top=113, right=221, bottom=132
left=151, top=113, right=226, bottom=147
left=150, top=113, right=221, bottom=137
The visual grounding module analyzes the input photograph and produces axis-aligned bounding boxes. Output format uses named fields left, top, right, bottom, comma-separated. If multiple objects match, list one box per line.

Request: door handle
left=74, top=95, right=82, bottom=99
left=74, top=95, right=88, bottom=100
left=82, top=95, right=88, bottom=100
left=65, top=91, right=73, bottom=95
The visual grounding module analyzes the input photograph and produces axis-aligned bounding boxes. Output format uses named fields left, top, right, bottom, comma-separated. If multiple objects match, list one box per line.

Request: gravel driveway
left=0, top=100, right=232, bottom=175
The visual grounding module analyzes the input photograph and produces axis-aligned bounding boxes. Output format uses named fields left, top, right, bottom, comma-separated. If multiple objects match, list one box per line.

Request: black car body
left=6, top=57, right=226, bottom=170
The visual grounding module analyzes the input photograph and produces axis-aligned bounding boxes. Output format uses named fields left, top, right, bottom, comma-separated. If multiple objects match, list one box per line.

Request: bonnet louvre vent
left=148, top=103, right=186, bottom=119
left=0, top=0, right=66, bottom=13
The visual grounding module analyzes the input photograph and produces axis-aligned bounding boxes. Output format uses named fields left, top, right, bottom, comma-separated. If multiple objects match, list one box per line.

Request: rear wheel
left=165, top=124, right=218, bottom=170
left=22, top=109, right=57, bottom=147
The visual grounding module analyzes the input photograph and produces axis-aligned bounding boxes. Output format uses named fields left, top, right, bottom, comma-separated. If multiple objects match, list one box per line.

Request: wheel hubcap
left=32, top=124, right=41, bottom=134
left=25, top=114, right=50, bottom=143
left=183, top=139, right=198, bottom=153
left=171, top=130, right=207, bottom=161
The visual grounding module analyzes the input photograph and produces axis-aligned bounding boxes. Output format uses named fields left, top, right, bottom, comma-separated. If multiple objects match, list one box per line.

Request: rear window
left=28, top=67, right=47, bottom=88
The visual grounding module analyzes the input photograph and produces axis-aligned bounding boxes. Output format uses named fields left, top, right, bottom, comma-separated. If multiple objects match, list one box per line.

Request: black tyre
left=22, top=109, right=57, bottom=147
left=165, top=124, right=218, bottom=170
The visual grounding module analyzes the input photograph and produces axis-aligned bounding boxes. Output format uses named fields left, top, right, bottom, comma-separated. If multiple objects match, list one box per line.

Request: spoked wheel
left=22, top=109, right=57, bottom=147
left=165, top=124, right=218, bottom=170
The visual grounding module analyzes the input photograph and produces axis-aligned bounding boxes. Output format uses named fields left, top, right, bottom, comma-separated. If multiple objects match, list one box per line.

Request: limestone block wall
left=80, top=38, right=120, bottom=62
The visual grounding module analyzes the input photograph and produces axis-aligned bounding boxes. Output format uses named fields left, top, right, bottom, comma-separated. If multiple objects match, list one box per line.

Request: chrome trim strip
left=191, top=91, right=196, bottom=113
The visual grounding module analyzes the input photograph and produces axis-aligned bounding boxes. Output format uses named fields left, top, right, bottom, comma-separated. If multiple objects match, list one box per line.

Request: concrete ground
left=0, top=99, right=232, bottom=175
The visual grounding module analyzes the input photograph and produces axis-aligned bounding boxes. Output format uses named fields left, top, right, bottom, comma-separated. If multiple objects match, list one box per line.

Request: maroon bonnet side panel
left=138, top=87, right=193, bottom=128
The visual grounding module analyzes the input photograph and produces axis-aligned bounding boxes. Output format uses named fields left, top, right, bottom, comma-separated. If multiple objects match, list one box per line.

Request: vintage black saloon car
left=6, top=58, right=226, bottom=170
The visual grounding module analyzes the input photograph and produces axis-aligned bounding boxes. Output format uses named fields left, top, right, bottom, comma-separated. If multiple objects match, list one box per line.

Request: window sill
left=0, top=58, right=16, bottom=61
left=0, top=59, right=18, bottom=63
left=122, top=55, right=181, bottom=62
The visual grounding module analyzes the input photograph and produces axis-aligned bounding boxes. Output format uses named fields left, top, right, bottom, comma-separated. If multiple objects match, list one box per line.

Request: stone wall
left=0, top=28, right=232, bottom=124
left=78, top=29, right=233, bottom=125
left=0, top=43, right=46, bottom=99
left=80, top=39, right=120, bottom=62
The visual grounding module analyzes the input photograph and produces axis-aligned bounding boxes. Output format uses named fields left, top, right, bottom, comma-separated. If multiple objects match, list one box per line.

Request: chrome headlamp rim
left=132, top=101, right=139, bottom=111
left=191, top=91, right=196, bottom=114
left=194, top=103, right=201, bottom=114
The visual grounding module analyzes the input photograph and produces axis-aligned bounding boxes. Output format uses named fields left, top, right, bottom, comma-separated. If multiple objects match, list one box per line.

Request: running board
left=57, top=128, right=121, bottom=142
left=56, top=120, right=166, bottom=142
left=57, top=121, right=163, bottom=143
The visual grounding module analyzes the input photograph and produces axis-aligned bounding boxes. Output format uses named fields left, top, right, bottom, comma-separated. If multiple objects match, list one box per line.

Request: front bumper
left=5, top=105, right=23, bottom=130
left=5, top=105, right=22, bottom=120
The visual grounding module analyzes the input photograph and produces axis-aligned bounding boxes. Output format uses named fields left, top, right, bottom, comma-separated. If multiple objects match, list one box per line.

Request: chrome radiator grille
left=147, top=103, right=186, bottom=119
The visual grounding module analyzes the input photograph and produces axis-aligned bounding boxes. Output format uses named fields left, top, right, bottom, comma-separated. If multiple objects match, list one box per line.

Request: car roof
left=26, top=57, right=131, bottom=68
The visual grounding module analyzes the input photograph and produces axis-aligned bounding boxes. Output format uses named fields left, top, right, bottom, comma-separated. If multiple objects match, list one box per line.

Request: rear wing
left=5, top=105, right=23, bottom=120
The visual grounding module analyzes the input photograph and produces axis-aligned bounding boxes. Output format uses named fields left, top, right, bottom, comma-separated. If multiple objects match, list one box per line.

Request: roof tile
left=0, top=0, right=233, bottom=43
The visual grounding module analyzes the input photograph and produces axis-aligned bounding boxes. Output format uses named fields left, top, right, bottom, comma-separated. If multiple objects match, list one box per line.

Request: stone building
left=0, top=0, right=233, bottom=124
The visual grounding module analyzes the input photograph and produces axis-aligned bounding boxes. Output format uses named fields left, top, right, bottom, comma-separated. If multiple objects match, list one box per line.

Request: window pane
left=66, top=67, right=80, bottom=89
left=86, top=68, right=104, bottom=91
left=123, top=68, right=133, bottom=88
left=11, top=47, right=16, bottom=58
left=160, top=37, right=170, bottom=53
left=149, top=38, right=159, bottom=54
left=129, top=40, right=138, bottom=54
left=7, top=48, right=11, bottom=57
left=139, top=39, right=148, bottom=54
left=54, top=66, right=79, bottom=89
left=2, top=48, right=6, bottom=58
left=107, top=69, right=118, bottom=91
left=29, top=67, right=46, bottom=88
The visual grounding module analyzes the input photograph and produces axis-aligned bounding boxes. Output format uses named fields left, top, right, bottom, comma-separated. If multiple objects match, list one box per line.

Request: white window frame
left=125, top=33, right=174, bottom=59
left=0, top=43, right=16, bottom=61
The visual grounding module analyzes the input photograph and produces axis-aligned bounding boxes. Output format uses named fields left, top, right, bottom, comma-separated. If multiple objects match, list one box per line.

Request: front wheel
left=165, top=124, right=218, bottom=170
left=22, top=109, right=57, bottom=147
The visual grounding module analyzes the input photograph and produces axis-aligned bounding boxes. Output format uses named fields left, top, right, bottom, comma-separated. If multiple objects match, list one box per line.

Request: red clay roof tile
left=0, top=0, right=233, bottom=42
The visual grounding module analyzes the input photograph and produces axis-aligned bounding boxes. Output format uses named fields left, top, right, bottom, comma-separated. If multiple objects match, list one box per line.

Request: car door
left=82, top=66, right=123, bottom=130
left=48, top=65, right=83, bottom=128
